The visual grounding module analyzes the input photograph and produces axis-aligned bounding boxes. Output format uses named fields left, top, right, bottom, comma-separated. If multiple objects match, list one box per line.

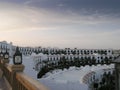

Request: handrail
left=16, top=72, right=48, bottom=90
left=0, top=59, right=48, bottom=90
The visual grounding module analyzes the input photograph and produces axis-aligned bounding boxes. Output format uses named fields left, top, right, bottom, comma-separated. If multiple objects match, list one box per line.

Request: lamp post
left=11, top=46, right=24, bottom=72
left=13, top=47, right=22, bottom=65
left=10, top=47, right=24, bottom=90
left=0, top=51, right=3, bottom=60
left=4, top=50, right=9, bottom=59
left=3, top=50, right=9, bottom=63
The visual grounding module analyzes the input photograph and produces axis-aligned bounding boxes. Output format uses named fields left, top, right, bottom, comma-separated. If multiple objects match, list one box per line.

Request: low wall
left=0, top=59, right=48, bottom=90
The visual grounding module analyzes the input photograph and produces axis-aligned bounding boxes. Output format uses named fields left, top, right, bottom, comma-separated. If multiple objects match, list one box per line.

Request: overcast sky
left=0, top=0, right=120, bottom=49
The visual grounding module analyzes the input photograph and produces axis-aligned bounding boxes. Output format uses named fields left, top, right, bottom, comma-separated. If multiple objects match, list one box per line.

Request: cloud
left=0, top=2, right=58, bottom=32
left=0, top=2, right=120, bottom=49
left=0, top=1, right=120, bottom=33
left=24, top=0, right=34, bottom=5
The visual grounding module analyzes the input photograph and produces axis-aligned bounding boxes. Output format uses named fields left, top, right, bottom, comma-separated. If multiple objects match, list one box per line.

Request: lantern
left=0, top=51, right=3, bottom=58
left=4, top=50, right=9, bottom=59
left=13, top=47, right=22, bottom=65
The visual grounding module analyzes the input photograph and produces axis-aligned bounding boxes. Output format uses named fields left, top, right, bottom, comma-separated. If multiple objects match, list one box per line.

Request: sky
left=0, top=0, right=120, bottom=49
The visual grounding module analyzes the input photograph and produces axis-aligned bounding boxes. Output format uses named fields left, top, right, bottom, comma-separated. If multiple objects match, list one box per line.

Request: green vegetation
left=37, top=56, right=112, bottom=78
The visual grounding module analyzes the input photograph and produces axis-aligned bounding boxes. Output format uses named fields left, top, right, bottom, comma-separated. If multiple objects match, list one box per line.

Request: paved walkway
left=0, top=68, right=8, bottom=90
left=0, top=77, right=8, bottom=90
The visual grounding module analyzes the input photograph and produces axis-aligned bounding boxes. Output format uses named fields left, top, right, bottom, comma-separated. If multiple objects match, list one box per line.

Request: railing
left=0, top=58, right=48, bottom=90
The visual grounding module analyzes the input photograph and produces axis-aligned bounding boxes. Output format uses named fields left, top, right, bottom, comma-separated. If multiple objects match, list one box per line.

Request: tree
left=72, top=50, right=76, bottom=55
left=98, top=50, right=101, bottom=54
left=97, top=60, right=100, bottom=64
left=37, top=66, right=49, bottom=78
left=94, top=50, right=97, bottom=53
left=101, top=60, right=104, bottom=65
left=104, top=57, right=110, bottom=65
left=93, top=82, right=98, bottom=90
left=87, top=57, right=92, bottom=66
left=99, top=71, right=115, bottom=90
left=80, top=57, right=85, bottom=66
left=92, top=57, right=96, bottom=65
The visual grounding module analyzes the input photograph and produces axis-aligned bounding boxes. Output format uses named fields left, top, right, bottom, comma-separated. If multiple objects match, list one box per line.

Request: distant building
left=0, top=41, right=118, bottom=61
left=0, top=41, right=13, bottom=57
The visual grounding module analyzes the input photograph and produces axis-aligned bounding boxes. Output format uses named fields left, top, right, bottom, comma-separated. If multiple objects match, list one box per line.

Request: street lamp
left=13, top=47, right=22, bottom=65
left=0, top=51, right=3, bottom=59
left=4, top=50, right=9, bottom=60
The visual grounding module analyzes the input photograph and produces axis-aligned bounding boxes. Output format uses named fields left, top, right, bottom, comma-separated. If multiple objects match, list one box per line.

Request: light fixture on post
left=0, top=51, right=4, bottom=60
left=3, top=50, right=9, bottom=63
left=13, top=47, right=22, bottom=65
left=4, top=50, right=9, bottom=60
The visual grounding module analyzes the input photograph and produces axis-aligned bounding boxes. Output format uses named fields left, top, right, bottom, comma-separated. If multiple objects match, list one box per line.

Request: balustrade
left=0, top=58, right=48, bottom=90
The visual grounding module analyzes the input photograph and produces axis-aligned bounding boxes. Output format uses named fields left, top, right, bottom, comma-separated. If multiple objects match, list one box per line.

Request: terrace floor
left=0, top=74, right=8, bottom=90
